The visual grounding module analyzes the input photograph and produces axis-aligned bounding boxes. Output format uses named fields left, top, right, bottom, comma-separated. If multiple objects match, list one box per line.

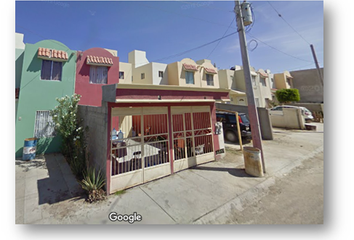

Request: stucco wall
left=198, top=59, right=220, bottom=88
left=15, top=40, right=77, bottom=157
left=75, top=47, right=119, bottom=107
left=131, top=63, right=153, bottom=85
left=290, top=68, right=324, bottom=103
left=270, top=108, right=305, bottom=129
left=218, top=69, right=234, bottom=89
left=152, top=62, right=168, bottom=85
left=119, top=62, right=132, bottom=84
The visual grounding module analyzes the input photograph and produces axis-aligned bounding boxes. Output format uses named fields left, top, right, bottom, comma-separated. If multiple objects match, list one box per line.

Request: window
left=185, top=71, right=194, bottom=84
left=41, top=60, right=62, bottom=81
left=251, top=76, right=256, bottom=87
left=34, top=111, right=55, bottom=138
left=119, top=71, right=124, bottom=80
left=141, top=73, right=145, bottom=79
left=158, top=71, right=163, bottom=78
left=206, top=74, right=214, bottom=86
left=260, top=78, right=267, bottom=87
left=90, top=66, right=108, bottom=84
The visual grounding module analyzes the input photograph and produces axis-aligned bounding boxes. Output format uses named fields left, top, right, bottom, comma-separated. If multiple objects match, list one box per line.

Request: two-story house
left=80, top=50, right=229, bottom=194
left=15, top=39, right=77, bottom=158
left=218, top=66, right=272, bottom=108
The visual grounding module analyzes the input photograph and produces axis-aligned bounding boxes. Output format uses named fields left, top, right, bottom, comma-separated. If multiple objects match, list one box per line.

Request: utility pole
left=234, top=0, right=265, bottom=173
left=310, top=44, right=323, bottom=87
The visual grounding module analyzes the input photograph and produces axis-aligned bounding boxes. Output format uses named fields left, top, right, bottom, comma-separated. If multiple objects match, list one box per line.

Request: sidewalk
left=15, top=123, right=323, bottom=224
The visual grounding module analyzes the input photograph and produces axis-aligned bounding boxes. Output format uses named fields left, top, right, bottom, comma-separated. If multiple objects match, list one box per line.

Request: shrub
left=50, top=94, right=88, bottom=180
left=80, top=167, right=106, bottom=203
left=275, top=88, right=300, bottom=104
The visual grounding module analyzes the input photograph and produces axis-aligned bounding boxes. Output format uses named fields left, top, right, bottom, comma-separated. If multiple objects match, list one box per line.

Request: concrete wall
left=128, top=50, right=149, bottom=68
left=152, top=62, right=168, bottom=85
left=290, top=68, right=324, bottom=103
left=218, top=69, right=234, bottom=89
left=119, top=62, right=132, bottom=84
left=131, top=62, right=153, bottom=85
left=215, top=103, right=273, bottom=140
left=78, top=104, right=108, bottom=183
left=15, top=39, right=77, bottom=157
left=270, top=108, right=305, bottom=129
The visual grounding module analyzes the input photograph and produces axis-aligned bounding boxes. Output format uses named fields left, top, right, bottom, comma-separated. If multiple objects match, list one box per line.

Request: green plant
left=275, top=88, right=300, bottom=104
left=50, top=94, right=88, bottom=180
left=80, top=167, right=106, bottom=203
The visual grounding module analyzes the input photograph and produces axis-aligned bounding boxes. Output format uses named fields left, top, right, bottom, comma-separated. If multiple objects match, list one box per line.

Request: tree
left=275, top=88, right=300, bottom=104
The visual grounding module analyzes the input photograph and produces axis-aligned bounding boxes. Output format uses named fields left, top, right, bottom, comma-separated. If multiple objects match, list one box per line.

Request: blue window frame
left=41, top=60, right=62, bottom=81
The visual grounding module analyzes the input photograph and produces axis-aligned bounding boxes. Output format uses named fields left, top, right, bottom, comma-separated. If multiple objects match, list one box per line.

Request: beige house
left=167, top=58, right=220, bottom=89
left=218, top=66, right=272, bottom=108
left=273, top=71, right=294, bottom=89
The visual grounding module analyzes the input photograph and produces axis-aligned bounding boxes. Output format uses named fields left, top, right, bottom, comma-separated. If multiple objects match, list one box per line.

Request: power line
left=267, top=1, right=311, bottom=45
left=247, top=33, right=313, bottom=63
left=154, top=31, right=238, bottom=62
left=206, top=17, right=235, bottom=59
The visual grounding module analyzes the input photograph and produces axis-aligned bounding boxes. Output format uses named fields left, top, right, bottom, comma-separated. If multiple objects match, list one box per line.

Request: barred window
left=34, top=111, right=56, bottom=138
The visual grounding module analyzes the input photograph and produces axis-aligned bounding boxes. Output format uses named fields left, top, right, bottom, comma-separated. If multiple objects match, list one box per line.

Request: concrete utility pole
left=310, top=44, right=323, bottom=87
left=234, top=0, right=265, bottom=173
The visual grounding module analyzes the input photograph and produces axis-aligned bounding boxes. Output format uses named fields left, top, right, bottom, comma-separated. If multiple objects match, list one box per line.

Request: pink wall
left=76, top=48, right=119, bottom=106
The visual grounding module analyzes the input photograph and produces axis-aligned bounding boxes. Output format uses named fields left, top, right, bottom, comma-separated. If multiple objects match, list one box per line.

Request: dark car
left=216, top=112, right=252, bottom=143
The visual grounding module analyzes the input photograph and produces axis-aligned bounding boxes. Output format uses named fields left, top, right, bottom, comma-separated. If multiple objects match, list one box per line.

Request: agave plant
left=80, top=167, right=106, bottom=202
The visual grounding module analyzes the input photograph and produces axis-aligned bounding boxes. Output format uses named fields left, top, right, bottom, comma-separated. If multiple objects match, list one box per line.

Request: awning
left=258, top=71, right=268, bottom=78
left=86, top=55, right=113, bottom=66
left=183, top=63, right=198, bottom=71
left=37, top=47, right=68, bottom=61
left=205, top=68, right=217, bottom=74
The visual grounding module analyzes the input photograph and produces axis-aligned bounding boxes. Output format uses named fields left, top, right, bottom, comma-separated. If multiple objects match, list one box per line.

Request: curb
left=193, top=146, right=324, bottom=224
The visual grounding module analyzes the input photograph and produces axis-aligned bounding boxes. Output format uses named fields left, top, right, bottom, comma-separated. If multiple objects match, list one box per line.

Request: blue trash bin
left=23, top=138, right=38, bottom=161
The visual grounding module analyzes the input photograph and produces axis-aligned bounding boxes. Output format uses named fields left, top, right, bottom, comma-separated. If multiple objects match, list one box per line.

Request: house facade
left=15, top=39, right=77, bottom=158
left=75, top=47, right=119, bottom=107
left=76, top=50, right=228, bottom=194
left=80, top=83, right=229, bottom=194
left=218, top=66, right=272, bottom=108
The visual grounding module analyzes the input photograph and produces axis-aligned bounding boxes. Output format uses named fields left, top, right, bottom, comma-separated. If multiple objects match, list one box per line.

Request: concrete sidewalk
left=15, top=123, right=323, bottom=224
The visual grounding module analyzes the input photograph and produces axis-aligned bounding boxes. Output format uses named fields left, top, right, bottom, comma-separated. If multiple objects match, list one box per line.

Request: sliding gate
left=110, top=107, right=170, bottom=193
left=172, top=106, right=214, bottom=172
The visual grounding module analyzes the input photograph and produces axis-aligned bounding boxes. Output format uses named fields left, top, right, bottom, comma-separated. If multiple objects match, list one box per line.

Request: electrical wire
left=154, top=31, right=238, bottom=62
left=267, top=1, right=311, bottom=45
left=206, top=17, right=236, bottom=59
left=247, top=33, right=313, bottom=63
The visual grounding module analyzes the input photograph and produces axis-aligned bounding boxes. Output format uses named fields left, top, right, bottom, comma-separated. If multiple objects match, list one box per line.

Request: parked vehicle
left=216, top=112, right=252, bottom=143
left=270, top=105, right=314, bottom=122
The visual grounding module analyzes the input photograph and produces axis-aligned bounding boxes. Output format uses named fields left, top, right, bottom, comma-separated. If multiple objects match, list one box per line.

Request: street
left=224, top=151, right=323, bottom=224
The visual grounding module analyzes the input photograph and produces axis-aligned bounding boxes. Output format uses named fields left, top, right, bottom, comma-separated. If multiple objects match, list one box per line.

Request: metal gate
left=110, top=107, right=170, bottom=193
left=171, top=106, right=214, bottom=172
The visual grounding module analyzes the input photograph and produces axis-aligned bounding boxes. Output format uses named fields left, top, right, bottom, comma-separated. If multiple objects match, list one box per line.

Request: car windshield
left=228, top=114, right=250, bottom=124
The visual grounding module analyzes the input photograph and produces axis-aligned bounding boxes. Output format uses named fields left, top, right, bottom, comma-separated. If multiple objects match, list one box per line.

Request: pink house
left=75, top=48, right=119, bottom=106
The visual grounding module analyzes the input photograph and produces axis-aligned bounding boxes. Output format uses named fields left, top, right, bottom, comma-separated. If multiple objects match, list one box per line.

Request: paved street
left=222, top=152, right=323, bottom=224
left=15, top=123, right=323, bottom=224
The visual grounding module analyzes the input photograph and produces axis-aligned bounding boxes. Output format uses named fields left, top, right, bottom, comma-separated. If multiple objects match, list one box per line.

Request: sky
left=15, top=0, right=323, bottom=74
